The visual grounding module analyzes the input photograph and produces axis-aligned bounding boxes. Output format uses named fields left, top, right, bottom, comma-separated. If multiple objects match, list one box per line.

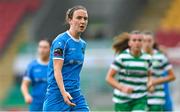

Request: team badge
left=54, top=48, right=63, bottom=56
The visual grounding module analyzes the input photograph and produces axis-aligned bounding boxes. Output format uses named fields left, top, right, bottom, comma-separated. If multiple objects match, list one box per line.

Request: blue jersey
left=162, top=70, right=173, bottom=111
left=46, top=31, right=86, bottom=94
left=24, top=59, right=48, bottom=104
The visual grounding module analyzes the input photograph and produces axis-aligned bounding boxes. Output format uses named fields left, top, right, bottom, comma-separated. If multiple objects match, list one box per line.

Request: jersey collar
left=66, top=31, right=81, bottom=42
left=37, top=58, right=48, bottom=65
left=127, top=48, right=143, bottom=58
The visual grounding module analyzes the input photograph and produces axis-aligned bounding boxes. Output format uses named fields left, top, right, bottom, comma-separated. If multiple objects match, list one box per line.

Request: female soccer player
left=106, top=31, right=152, bottom=111
left=154, top=43, right=174, bottom=111
left=142, top=31, right=176, bottom=111
left=43, top=5, right=89, bottom=111
left=21, top=39, right=50, bottom=111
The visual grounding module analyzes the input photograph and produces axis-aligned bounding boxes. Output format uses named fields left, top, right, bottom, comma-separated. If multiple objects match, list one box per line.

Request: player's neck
left=38, top=57, right=49, bottom=65
left=130, top=49, right=141, bottom=57
left=144, top=48, right=153, bottom=55
left=68, top=29, right=80, bottom=39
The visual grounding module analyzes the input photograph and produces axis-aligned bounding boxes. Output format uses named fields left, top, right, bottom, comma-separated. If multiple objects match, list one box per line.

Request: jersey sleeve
left=162, top=55, right=172, bottom=71
left=23, top=63, right=33, bottom=81
left=52, top=39, right=66, bottom=60
left=110, top=55, right=122, bottom=71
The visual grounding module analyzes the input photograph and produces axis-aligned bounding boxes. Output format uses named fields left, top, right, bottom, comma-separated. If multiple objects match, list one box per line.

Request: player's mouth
left=80, top=25, right=85, bottom=30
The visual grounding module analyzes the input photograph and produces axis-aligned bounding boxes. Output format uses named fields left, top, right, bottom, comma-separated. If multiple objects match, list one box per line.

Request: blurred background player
left=142, top=31, right=176, bottom=111
left=21, top=39, right=50, bottom=111
left=43, top=5, right=89, bottom=111
left=106, top=31, right=152, bottom=111
left=154, top=42, right=174, bottom=111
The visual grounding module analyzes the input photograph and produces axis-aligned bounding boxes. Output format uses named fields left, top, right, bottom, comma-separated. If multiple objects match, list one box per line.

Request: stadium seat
left=156, top=0, right=180, bottom=47
left=0, top=0, right=41, bottom=52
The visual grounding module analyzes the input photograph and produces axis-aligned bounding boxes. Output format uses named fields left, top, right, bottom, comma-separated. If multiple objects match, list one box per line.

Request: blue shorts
left=29, top=102, right=43, bottom=111
left=43, top=90, right=89, bottom=111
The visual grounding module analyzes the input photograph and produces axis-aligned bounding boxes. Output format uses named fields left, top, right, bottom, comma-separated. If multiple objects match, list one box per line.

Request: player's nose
left=80, top=18, right=86, bottom=24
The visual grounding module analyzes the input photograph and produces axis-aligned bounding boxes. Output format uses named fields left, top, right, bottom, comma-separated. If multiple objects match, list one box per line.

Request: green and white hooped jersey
left=148, top=50, right=172, bottom=105
left=111, top=49, right=152, bottom=104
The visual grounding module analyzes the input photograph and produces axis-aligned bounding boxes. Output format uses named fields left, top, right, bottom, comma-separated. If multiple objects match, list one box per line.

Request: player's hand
left=148, top=86, right=155, bottom=93
left=24, top=94, right=32, bottom=104
left=147, top=80, right=155, bottom=93
left=147, top=80, right=153, bottom=88
left=121, top=86, right=133, bottom=94
left=62, top=91, right=76, bottom=107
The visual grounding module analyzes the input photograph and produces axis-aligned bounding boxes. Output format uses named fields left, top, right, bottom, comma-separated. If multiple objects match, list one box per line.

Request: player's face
left=143, top=35, right=154, bottom=49
left=38, top=41, right=50, bottom=59
left=69, top=9, right=88, bottom=34
left=129, top=34, right=143, bottom=52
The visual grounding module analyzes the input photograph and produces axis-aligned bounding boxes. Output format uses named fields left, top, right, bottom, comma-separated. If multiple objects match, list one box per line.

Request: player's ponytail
left=112, top=32, right=129, bottom=54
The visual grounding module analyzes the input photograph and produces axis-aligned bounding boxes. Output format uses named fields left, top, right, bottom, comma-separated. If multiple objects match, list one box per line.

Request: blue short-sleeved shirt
left=162, top=70, right=173, bottom=111
left=23, top=59, right=48, bottom=104
left=46, top=31, right=86, bottom=94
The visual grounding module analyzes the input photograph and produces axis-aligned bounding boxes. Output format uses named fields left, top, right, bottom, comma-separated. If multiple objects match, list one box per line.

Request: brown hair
left=65, top=5, right=87, bottom=24
left=153, top=42, right=159, bottom=50
left=130, top=30, right=141, bottom=35
left=142, top=31, right=154, bottom=37
left=39, top=38, right=52, bottom=46
left=112, top=32, right=130, bottom=54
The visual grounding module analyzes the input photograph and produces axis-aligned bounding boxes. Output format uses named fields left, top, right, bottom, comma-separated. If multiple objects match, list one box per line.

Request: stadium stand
left=156, top=2, right=180, bottom=110
left=156, top=0, right=180, bottom=47
left=0, top=0, right=42, bottom=110
left=0, top=0, right=41, bottom=53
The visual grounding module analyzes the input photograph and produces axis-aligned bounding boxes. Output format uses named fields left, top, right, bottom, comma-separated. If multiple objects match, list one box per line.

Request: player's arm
left=21, top=79, right=32, bottom=104
left=152, top=69, right=175, bottom=86
left=146, top=57, right=155, bottom=92
left=147, top=70, right=155, bottom=92
left=106, top=68, right=133, bottom=94
left=53, top=59, right=76, bottom=106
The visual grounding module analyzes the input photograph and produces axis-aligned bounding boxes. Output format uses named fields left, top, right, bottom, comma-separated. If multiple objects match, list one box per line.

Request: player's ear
left=68, top=18, right=73, bottom=26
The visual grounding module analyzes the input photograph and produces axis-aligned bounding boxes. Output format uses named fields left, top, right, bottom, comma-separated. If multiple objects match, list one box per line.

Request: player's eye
left=138, top=39, right=142, bottom=42
left=84, top=17, right=88, bottom=20
left=76, top=16, right=82, bottom=20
